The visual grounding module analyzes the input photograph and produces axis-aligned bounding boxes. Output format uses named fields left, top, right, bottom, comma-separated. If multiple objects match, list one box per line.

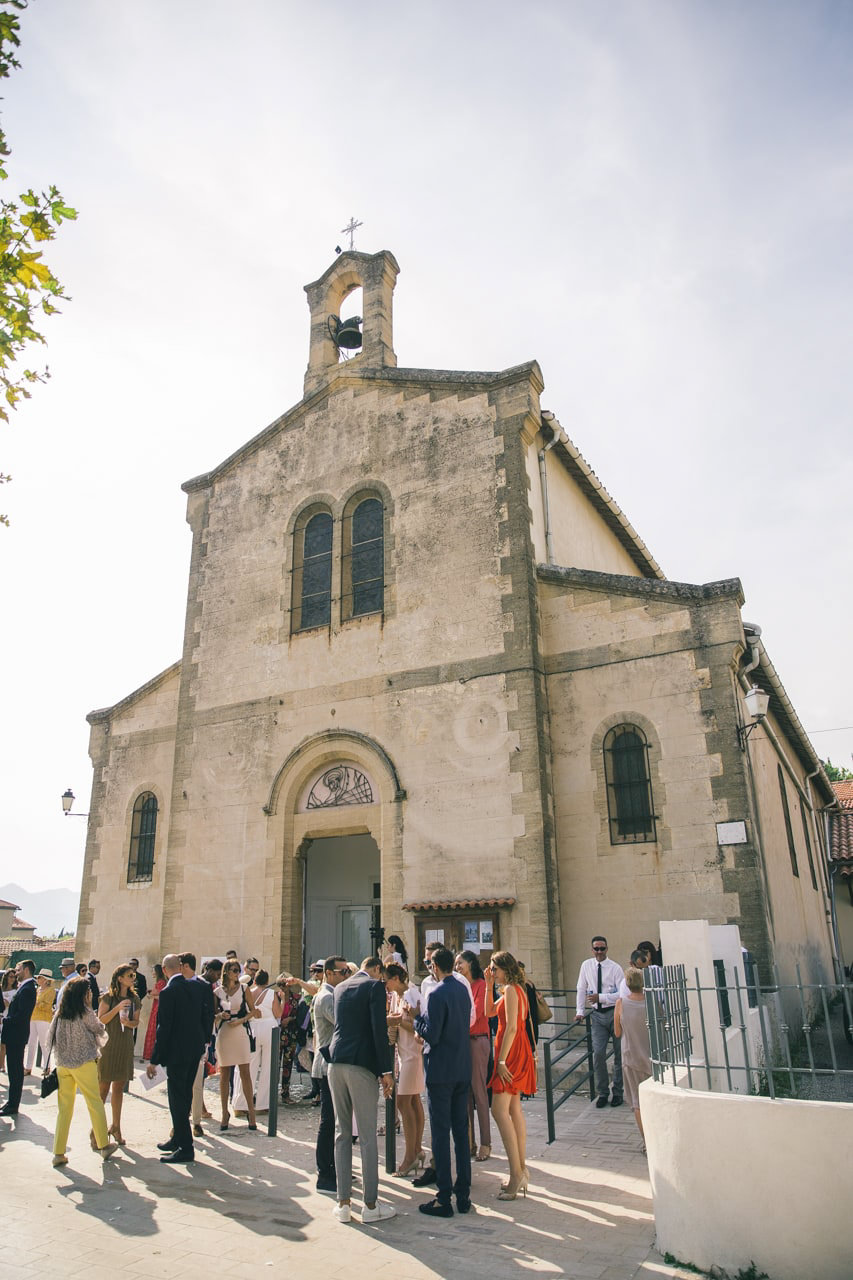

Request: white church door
left=304, top=833, right=380, bottom=972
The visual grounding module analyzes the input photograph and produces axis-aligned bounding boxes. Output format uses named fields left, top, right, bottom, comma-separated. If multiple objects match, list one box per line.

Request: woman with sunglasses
left=214, top=960, right=258, bottom=1131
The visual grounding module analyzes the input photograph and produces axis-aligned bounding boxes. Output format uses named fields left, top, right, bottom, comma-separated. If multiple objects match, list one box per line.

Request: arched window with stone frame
left=291, top=503, right=334, bottom=632
left=341, top=492, right=385, bottom=622
left=127, top=791, right=158, bottom=882
left=603, top=724, right=656, bottom=844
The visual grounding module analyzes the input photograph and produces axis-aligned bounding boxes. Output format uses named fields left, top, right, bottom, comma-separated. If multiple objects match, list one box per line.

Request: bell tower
left=303, top=249, right=400, bottom=397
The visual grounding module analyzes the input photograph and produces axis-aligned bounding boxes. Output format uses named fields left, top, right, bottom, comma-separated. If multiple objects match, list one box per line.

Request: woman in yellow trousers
left=45, top=977, right=118, bottom=1167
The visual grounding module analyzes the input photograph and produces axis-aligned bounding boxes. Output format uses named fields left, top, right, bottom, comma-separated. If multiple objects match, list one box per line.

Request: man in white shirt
left=575, top=935, right=624, bottom=1108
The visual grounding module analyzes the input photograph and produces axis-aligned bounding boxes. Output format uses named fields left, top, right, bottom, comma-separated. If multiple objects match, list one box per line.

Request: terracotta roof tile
left=832, top=780, right=853, bottom=809
left=402, top=897, right=516, bottom=911
left=11, top=918, right=35, bottom=930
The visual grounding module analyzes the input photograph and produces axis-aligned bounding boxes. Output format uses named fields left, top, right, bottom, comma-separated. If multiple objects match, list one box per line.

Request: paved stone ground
left=1, top=1068, right=699, bottom=1280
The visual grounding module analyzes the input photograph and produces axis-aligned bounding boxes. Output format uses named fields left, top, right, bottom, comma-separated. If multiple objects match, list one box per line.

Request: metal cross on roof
left=340, top=217, right=363, bottom=251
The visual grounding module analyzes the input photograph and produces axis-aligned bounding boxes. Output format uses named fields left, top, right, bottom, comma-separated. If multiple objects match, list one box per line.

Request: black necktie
left=597, top=963, right=602, bottom=1000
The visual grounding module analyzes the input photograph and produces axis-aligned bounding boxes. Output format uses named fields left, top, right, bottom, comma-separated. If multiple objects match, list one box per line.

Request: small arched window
left=342, top=494, right=384, bottom=621
left=292, top=507, right=333, bottom=632
left=128, top=792, right=157, bottom=882
left=603, top=725, right=656, bottom=844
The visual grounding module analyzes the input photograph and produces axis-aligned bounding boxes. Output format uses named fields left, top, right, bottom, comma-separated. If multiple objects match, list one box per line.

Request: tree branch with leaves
left=0, top=0, right=76, bottom=525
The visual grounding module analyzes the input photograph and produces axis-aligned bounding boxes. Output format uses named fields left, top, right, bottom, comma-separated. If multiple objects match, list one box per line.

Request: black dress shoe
left=157, top=1139, right=179, bottom=1151
left=316, top=1176, right=338, bottom=1194
left=412, top=1165, right=437, bottom=1187
left=595, top=1095, right=609, bottom=1109
left=610, top=1095, right=623, bottom=1107
left=418, top=1198, right=453, bottom=1218
left=456, top=1198, right=472, bottom=1214
left=0, top=1106, right=18, bottom=1117
left=160, top=1148, right=194, bottom=1163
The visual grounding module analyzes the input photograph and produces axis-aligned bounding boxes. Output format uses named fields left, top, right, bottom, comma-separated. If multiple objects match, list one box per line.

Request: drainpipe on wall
left=539, top=411, right=567, bottom=565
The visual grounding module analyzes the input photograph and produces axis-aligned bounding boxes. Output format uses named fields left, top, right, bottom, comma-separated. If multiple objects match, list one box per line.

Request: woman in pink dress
left=142, top=964, right=166, bottom=1061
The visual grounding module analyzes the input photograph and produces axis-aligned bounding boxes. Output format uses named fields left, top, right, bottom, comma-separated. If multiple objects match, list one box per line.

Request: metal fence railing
left=538, top=988, right=617, bottom=1143
left=645, top=963, right=853, bottom=1102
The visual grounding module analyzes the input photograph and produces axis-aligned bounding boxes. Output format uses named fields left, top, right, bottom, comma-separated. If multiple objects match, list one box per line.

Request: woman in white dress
left=232, top=969, right=278, bottom=1114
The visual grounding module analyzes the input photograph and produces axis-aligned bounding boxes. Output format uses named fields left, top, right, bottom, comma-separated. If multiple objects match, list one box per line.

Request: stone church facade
left=77, top=250, right=837, bottom=990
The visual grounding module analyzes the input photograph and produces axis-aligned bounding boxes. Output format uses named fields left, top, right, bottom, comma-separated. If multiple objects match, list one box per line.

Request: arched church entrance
left=264, top=732, right=406, bottom=981
left=304, top=833, right=380, bottom=971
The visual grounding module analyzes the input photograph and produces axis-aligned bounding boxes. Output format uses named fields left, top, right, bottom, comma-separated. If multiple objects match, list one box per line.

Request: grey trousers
left=328, top=1062, right=380, bottom=1205
left=591, top=1009, right=623, bottom=1098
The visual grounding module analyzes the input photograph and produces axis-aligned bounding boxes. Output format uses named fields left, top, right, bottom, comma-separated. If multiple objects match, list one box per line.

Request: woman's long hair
left=387, top=934, right=408, bottom=966
left=57, top=975, right=90, bottom=1020
left=458, top=950, right=484, bottom=981
left=108, top=964, right=136, bottom=1002
left=490, top=950, right=525, bottom=987
left=153, top=963, right=165, bottom=985
left=384, top=962, right=408, bottom=984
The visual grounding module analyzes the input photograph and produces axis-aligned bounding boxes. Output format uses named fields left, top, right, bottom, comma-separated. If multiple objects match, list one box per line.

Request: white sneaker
left=333, top=1204, right=352, bottom=1223
left=362, top=1203, right=396, bottom=1223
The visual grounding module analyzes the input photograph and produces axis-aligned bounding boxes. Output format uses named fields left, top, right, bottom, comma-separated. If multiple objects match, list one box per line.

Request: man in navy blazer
left=414, top=946, right=472, bottom=1216
left=0, top=958, right=37, bottom=1115
left=146, top=953, right=206, bottom=1162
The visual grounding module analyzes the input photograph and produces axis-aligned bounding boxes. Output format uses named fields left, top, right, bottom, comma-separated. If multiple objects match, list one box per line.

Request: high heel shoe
left=89, top=1130, right=98, bottom=1151
left=476, top=1144, right=491, bottom=1162
left=497, top=1171, right=528, bottom=1201
left=108, top=1123, right=125, bottom=1146
left=500, top=1169, right=529, bottom=1193
left=220, top=1113, right=230, bottom=1131
left=392, top=1150, right=426, bottom=1178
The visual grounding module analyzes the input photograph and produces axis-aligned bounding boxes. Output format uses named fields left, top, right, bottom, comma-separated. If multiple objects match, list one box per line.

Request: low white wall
left=642, top=1080, right=853, bottom=1280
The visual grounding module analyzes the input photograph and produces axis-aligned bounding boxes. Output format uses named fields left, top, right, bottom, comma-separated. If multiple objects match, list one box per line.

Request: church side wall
left=738, top=709, right=834, bottom=989
left=540, top=579, right=772, bottom=983
left=524, top=437, right=645, bottom=577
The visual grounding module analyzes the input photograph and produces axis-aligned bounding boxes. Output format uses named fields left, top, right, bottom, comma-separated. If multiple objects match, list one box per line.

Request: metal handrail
left=543, top=1017, right=599, bottom=1143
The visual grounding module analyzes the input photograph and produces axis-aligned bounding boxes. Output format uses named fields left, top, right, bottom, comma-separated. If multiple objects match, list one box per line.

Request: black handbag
left=41, top=1067, right=58, bottom=1099
left=240, top=992, right=257, bottom=1052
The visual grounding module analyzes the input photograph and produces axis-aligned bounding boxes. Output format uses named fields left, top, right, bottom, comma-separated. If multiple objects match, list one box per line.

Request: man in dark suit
left=414, top=945, right=473, bottom=1217
left=327, top=961, right=396, bottom=1224
left=0, top=958, right=37, bottom=1116
left=180, top=952, right=215, bottom=1136
left=146, top=953, right=206, bottom=1162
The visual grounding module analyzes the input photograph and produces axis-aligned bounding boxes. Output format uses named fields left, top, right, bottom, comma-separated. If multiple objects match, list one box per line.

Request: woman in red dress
left=486, top=950, right=536, bottom=1201
left=142, top=964, right=166, bottom=1061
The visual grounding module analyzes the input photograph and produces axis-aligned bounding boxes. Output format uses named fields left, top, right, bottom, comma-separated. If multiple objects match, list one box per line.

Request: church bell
left=329, top=313, right=363, bottom=350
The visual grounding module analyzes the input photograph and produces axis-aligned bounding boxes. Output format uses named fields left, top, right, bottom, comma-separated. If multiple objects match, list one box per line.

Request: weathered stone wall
left=153, top=366, right=562, bottom=979
left=77, top=667, right=179, bottom=974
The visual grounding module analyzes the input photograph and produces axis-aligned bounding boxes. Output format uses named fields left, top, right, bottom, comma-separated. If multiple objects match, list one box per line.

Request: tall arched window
left=342, top=494, right=384, bottom=621
left=291, top=506, right=333, bottom=632
left=603, top=724, right=656, bottom=844
left=128, top=792, right=157, bottom=882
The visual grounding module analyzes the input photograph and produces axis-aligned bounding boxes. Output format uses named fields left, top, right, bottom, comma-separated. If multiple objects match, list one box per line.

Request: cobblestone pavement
left=1, top=1068, right=700, bottom=1280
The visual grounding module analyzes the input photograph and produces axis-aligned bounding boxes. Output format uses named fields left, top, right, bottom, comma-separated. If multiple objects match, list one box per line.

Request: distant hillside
left=0, top=883, right=80, bottom=938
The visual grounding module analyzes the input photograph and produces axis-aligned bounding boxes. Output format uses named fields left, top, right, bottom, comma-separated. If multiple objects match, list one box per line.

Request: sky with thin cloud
left=1, top=0, right=851, bottom=896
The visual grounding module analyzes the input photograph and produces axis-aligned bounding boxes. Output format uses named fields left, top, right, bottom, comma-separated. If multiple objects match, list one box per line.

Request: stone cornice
left=536, top=562, right=745, bottom=604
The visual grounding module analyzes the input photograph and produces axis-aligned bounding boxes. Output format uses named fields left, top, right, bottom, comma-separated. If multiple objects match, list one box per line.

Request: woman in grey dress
left=614, top=966, right=652, bottom=1153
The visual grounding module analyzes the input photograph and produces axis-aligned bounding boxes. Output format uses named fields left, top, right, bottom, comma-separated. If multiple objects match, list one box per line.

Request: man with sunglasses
left=312, top=957, right=349, bottom=1193
left=574, top=936, right=624, bottom=1109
